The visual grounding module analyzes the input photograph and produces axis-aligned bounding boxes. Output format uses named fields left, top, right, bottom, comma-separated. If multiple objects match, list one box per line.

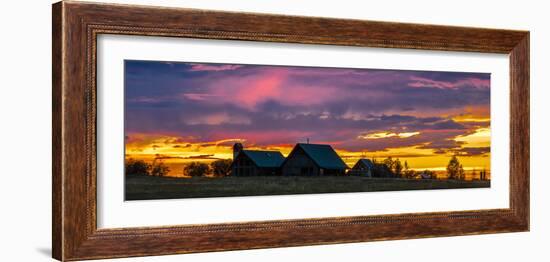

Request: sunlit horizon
left=125, top=129, right=491, bottom=178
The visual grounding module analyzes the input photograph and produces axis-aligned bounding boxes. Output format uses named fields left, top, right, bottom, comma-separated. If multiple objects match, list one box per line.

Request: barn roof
left=241, top=150, right=285, bottom=168
left=356, top=159, right=375, bottom=169
left=295, top=143, right=348, bottom=170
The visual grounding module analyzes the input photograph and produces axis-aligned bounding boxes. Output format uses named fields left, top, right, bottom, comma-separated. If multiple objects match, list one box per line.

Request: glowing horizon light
left=454, top=127, right=491, bottom=148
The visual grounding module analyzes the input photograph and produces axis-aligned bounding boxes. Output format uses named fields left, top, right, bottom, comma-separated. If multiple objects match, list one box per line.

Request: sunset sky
left=125, top=60, right=491, bottom=176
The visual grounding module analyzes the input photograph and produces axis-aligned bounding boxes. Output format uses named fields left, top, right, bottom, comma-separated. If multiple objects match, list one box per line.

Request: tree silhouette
left=480, top=169, right=488, bottom=180
left=184, top=162, right=210, bottom=177
left=458, top=164, right=465, bottom=180
left=371, top=158, right=393, bottom=177
left=125, top=159, right=151, bottom=176
left=423, top=169, right=437, bottom=179
left=151, top=160, right=170, bottom=177
left=383, top=157, right=395, bottom=172
left=446, top=155, right=465, bottom=180
left=210, top=159, right=232, bottom=177
left=403, top=161, right=416, bottom=179
left=394, top=158, right=403, bottom=177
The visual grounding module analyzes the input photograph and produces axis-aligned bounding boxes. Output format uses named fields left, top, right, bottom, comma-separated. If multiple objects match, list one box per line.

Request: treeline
left=183, top=159, right=232, bottom=177
left=125, top=158, right=232, bottom=177
left=364, top=157, right=437, bottom=179
left=447, top=155, right=488, bottom=180
left=125, top=159, right=171, bottom=177
left=366, top=155, right=488, bottom=180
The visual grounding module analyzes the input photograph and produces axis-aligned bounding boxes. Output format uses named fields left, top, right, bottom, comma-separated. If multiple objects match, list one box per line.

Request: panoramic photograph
left=124, top=60, right=491, bottom=200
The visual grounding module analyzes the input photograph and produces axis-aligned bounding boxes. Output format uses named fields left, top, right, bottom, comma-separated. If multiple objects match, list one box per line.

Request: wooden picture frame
left=52, top=1, right=529, bottom=261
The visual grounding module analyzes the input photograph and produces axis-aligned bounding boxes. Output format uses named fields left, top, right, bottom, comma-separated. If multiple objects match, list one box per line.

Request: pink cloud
left=233, top=72, right=285, bottom=109
left=127, top=96, right=164, bottom=103
left=460, top=77, right=491, bottom=88
left=188, top=64, right=243, bottom=72
left=408, top=76, right=489, bottom=89
left=184, top=112, right=251, bottom=125
left=181, top=93, right=221, bottom=101
left=183, top=68, right=349, bottom=110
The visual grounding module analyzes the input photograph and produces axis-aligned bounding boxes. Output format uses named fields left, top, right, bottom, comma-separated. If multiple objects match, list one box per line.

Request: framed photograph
left=52, top=1, right=529, bottom=261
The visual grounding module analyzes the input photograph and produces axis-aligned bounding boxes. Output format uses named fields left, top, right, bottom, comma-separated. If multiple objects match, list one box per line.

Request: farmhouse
left=348, top=158, right=375, bottom=177
left=281, top=143, right=348, bottom=176
left=231, top=143, right=285, bottom=176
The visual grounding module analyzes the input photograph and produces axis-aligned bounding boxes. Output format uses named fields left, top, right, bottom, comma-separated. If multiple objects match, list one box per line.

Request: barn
left=348, top=159, right=375, bottom=177
left=281, top=143, right=348, bottom=176
left=231, top=143, right=285, bottom=176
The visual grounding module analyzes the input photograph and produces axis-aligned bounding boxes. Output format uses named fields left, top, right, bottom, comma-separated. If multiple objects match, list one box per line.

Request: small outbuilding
left=348, top=159, right=375, bottom=177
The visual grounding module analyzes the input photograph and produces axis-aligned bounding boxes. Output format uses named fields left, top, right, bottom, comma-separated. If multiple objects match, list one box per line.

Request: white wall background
left=0, top=0, right=547, bottom=261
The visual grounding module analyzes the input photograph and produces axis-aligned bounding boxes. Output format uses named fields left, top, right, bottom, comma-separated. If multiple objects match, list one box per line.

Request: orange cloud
left=358, top=131, right=420, bottom=140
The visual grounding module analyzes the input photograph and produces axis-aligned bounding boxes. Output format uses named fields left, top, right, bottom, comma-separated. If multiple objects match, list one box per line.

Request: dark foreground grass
left=125, top=174, right=490, bottom=200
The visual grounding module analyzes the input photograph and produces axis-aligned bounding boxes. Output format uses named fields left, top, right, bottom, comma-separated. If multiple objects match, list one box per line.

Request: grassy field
left=125, top=174, right=490, bottom=200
